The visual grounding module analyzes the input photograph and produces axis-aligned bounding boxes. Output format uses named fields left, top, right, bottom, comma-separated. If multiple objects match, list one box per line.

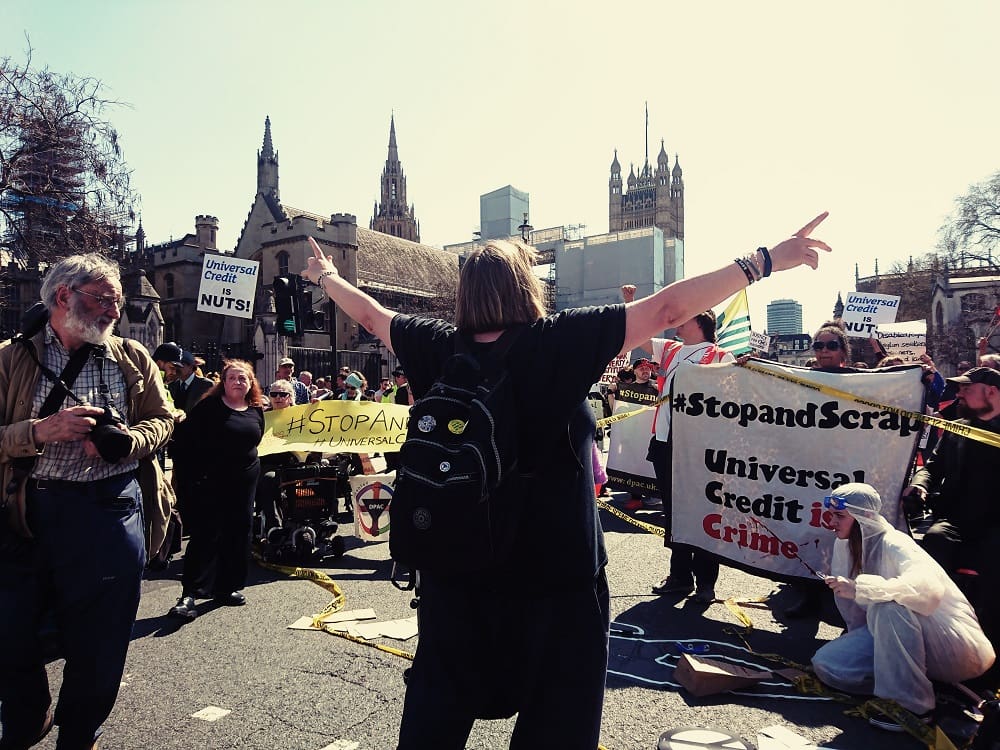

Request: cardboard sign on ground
left=674, top=653, right=772, bottom=697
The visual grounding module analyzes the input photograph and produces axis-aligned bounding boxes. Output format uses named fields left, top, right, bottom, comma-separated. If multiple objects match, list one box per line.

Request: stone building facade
left=609, top=124, right=684, bottom=239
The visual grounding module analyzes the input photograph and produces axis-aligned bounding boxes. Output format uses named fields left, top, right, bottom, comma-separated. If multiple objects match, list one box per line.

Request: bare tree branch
left=1, top=40, right=138, bottom=268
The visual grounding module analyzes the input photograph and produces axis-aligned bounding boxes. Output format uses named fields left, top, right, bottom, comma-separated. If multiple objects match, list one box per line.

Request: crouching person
left=812, top=483, right=995, bottom=732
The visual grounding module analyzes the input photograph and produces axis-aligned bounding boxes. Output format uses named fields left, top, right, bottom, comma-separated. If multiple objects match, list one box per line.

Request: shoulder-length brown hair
left=205, top=359, right=264, bottom=407
left=455, top=240, right=547, bottom=334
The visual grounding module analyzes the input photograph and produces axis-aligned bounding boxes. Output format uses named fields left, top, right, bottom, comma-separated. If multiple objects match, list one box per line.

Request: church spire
left=371, top=113, right=419, bottom=242
left=257, top=115, right=279, bottom=198
left=261, top=116, right=274, bottom=160
left=257, top=117, right=278, bottom=198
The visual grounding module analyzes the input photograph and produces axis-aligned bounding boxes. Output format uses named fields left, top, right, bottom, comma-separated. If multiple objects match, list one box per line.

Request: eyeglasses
left=822, top=495, right=848, bottom=510
left=269, top=392, right=292, bottom=399
left=812, top=340, right=842, bottom=351
left=72, top=287, right=125, bottom=310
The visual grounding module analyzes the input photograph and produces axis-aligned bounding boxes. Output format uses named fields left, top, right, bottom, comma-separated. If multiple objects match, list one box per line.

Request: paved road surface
left=30, top=496, right=956, bottom=749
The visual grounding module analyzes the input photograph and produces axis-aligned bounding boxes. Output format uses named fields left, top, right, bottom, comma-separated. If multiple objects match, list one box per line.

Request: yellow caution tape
left=254, top=555, right=347, bottom=612
left=742, top=361, right=1000, bottom=450
left=320, top=626, right=415, bottom=660
left=597, top=403, right=658, bottom=430
left=596, top=498, right=665, bottom=537
left=722, top=597, right=754, bottom=629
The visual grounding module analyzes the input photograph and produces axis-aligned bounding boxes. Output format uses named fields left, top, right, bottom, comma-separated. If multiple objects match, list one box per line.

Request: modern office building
left=479, top=185, right=530, bottom=240
left=766, top=298, right=803, bottom=335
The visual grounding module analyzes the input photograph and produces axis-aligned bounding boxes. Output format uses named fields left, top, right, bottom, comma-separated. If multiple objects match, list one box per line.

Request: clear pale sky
left=5, top=1, right=999, bottom=334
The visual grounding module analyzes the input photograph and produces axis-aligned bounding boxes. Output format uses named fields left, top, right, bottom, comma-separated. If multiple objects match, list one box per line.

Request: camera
left=90, top=405, right=132, bottom=463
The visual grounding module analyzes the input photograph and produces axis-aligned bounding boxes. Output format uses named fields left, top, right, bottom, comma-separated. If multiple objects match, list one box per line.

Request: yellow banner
left=259, top=401, right=410, bottom=456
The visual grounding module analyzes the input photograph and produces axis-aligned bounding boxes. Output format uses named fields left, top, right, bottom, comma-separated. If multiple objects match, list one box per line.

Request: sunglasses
left=812, top=340, right=842, bottom=351
left=822, top=495, right=848, bottom=510
left=269, top=392, right=292, bottom=398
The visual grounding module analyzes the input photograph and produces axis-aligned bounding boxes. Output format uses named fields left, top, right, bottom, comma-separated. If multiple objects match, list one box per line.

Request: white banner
left=876, top=320, right=927, bottom=362
left=349, top=473, right=395, bottom=543
left=841, top=291, right=900, bottom=337
left=670, top=362, right=924, bottom=578
left=605, top=401, right=657, bottom=494
left=197, top=254, right=259, bottom=319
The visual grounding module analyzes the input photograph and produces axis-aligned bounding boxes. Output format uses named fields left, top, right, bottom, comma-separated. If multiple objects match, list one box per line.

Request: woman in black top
left=301, top=214, right=831, bottom=749
left=169, top=359, right=265, bottom=620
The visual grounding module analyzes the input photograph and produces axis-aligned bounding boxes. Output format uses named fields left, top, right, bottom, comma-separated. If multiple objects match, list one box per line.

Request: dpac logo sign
left=197, top=255, right=259, bottom=319
left=349, top=474, right=395, bottom=542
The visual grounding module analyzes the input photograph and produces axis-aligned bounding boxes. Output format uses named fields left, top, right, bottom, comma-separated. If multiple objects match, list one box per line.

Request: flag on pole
left=716, top=289, right=752, bottom=355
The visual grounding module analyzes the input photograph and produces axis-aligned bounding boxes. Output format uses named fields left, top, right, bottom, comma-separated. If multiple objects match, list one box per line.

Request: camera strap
left=37, top=344, right=96, bottom=418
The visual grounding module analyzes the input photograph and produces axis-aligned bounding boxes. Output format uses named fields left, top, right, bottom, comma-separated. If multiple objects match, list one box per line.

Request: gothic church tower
left=608, top=108, right=684, bottom=239
left=370, top=114, right=420, bottom=242
left=257, top=115, right=279, bottom=198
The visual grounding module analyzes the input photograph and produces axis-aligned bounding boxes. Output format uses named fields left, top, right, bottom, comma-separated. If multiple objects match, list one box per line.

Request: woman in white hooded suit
left=811, top=483, right=994, bottom=728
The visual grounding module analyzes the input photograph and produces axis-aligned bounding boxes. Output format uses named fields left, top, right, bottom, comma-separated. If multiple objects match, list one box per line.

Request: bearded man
left=0, top=253, right=173, bottom=749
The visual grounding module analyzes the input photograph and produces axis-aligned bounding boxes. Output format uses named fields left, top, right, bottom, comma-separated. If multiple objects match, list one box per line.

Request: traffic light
left=300, top=288, right=326, bottom=333
left=273, top=276, right=302, bottom=336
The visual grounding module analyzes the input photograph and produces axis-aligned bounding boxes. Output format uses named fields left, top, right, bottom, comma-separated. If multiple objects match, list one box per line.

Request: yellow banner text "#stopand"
left=259, top=401, right=410, bottom=456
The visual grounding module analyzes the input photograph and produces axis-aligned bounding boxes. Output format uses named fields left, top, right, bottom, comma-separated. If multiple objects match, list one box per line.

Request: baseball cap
left=278, top=357, right=295, bottom=367
left=947, top=366, right=1000, bottom=388
left=152, top=342, right=183, bottom=366
left=633, top=358, right=656, bottom=369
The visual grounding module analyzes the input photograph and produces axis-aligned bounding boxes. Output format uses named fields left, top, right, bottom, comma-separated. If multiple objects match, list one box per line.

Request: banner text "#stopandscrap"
left=671, top=391, right=922, bottom=438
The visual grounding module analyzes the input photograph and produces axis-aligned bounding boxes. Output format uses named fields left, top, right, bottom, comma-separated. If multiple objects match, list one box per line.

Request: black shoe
left=651, top=576, right=695, bottom=596
left=169, top=596, right=198, bottom=620
left=0, top=708, right=54, bottom=750
left=214, top=591, right=246, bottom=606
left=868, top=709, right=932, bottom=732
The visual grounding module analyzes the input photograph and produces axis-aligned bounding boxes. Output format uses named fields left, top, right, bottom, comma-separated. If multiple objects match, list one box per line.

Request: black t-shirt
left=390, top=305, right=626, bottom=589
left=174, top=396, right=265, bottom=481
left=616, top=379, right=659, bottom=406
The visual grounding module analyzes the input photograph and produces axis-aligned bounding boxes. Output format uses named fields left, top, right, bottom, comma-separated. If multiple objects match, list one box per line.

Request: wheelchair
left=255, top=455, right=357, bottom=563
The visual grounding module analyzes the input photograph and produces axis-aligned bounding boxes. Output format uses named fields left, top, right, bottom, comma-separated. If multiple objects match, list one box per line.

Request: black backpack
left=389, top=328, right=523, bottom=574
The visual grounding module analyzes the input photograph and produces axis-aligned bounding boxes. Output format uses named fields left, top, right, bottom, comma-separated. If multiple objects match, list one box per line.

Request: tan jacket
left=0, top=329, right=175, bottom=555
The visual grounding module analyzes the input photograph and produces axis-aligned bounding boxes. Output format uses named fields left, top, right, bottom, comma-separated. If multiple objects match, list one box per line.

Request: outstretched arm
left=621, top=213, right=831, bottom=352
left=300, top=238, right=396, bottom=353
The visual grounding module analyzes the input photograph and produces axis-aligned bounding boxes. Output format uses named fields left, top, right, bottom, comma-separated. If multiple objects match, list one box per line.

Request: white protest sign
left=841, top=291, right=900, bottom=337
left=197, top=254, right=259, bottom=319
left=876, top=320, right=926, bottom=362
left=749, top=330, right=771, bottom=353
left=670, top=362, right=924, bottom=578
left=600, top=354, right=630, bottom=385
left=350, top=473, right=394, bottom=542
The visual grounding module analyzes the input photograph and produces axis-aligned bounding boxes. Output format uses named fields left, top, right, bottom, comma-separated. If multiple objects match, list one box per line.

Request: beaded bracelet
left=758, top=246, right=772, bottom=277
left=734, top=257, right=756, bottom=284
left=317, top=270, right=338, bottom=290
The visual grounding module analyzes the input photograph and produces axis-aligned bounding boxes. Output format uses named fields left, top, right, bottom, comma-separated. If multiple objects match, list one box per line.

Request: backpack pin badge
left=447, top=419, right=467, bottom=434
left=417, top=415, right=436, bottom=432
